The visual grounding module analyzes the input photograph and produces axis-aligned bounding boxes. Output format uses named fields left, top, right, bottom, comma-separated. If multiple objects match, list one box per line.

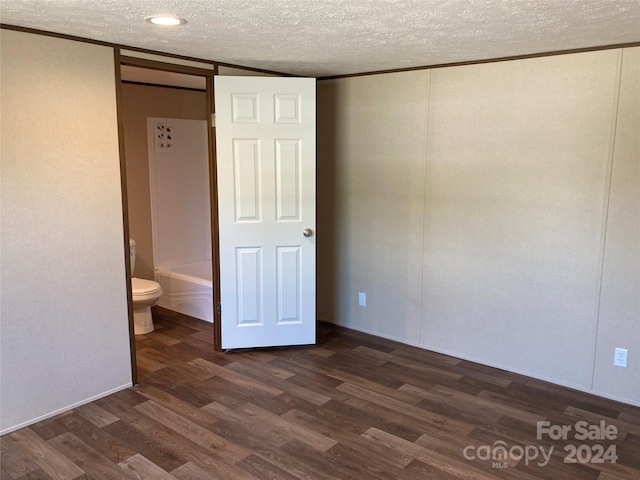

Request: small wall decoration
left=154, top=122, right=175, bottom=151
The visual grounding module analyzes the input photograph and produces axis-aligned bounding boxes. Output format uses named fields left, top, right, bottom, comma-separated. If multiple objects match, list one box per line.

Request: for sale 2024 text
left=537, top=420, right=618, bottom=465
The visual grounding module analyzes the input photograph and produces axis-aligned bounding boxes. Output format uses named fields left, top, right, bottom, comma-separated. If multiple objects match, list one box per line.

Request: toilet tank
left=129, top=239, right=136, bottom=274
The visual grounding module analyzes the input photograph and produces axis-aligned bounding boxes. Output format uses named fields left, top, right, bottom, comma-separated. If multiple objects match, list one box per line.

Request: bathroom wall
left=148, top=117, right=210, bottom=268
left=0, top=29, right=132, bottom=433
left=121, top=84, right=207, bottom=280
left=317, top=47, right=640, bottom=405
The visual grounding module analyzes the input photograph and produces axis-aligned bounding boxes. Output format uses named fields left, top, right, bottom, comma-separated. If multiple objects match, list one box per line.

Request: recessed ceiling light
left=146, top=15, right=186, bottom=26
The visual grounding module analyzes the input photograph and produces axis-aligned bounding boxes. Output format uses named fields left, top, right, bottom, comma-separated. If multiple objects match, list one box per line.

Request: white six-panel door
left=214, top=76, right=316, bottom=349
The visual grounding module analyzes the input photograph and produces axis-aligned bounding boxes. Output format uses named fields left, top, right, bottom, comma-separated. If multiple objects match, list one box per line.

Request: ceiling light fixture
left=146, top=15, right=186, bottom=26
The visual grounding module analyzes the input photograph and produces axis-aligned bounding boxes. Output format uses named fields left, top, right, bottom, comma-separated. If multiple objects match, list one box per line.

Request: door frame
left=114, top=51, right=223, bottom=384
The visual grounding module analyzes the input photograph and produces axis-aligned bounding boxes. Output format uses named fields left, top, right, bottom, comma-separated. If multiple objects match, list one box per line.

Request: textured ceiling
left=1, top=0, right=639, bottom=77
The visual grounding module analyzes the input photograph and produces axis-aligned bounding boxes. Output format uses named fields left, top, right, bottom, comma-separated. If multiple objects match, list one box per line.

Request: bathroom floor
left=2, top=306, right=639, bottom=479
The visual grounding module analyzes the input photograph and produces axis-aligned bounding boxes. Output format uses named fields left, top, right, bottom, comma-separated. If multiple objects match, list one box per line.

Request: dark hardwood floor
left=2, top=306, right=639, bottom=479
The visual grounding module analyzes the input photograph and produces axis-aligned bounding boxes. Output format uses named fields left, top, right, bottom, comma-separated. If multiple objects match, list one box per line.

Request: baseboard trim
left=324, top=319, right=640, bottom=408
left=0, top=382, right=133, bottom=436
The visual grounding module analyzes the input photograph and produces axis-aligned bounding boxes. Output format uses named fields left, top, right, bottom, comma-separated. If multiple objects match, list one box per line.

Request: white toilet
left=129, top=239, right=163, bottom=335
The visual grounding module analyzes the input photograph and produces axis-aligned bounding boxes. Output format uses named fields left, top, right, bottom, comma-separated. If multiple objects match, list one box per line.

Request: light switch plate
left=358, top=292, right=366, bottom=307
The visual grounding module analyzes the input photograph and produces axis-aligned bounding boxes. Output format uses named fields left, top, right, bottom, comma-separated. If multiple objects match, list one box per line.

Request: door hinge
left=211, top=113, right=216, bottom=127
left=216, top=303, right=222, bottom=316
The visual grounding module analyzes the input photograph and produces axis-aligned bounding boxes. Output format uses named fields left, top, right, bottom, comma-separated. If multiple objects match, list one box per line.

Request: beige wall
left=317, top=47, right=639, bottom=405
left=121, top=84, right=207, bottom=280
left=317, top=70, right=429, bottom=341
left=592, top=48, right=640, bottom=402
left=1, top=30, right=132, bottom=433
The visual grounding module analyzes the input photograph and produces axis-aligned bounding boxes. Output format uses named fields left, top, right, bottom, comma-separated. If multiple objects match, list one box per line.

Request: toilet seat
left=132, top=277, right=162, bottom=301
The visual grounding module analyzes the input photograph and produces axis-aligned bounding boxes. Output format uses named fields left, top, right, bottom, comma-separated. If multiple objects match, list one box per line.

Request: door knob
left=303, top=228, right=313, bottom=237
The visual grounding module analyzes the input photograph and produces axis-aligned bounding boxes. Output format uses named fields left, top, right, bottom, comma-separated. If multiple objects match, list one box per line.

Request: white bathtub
left=155, top=260, right=213, bottom=323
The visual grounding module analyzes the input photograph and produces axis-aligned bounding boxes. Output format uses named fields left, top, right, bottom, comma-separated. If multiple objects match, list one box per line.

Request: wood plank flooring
left=2, top=306, right=639, bottom=479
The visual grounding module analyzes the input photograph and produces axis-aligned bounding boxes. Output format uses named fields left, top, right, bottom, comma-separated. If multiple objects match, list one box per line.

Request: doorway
left=116, top=56, right=221, bottom=384
left=116, top=56, right=318, bottom=383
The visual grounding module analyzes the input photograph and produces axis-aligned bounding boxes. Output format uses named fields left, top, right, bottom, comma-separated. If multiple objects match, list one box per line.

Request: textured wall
left=317, top=71, right=428, bottom=343
left=592, top=47, right=640, bottom=403
left=317, top=47, right=639, bottom=405
left=421, top=51, right=618, bottom=390
left=0, top=30, right=132, bottom=433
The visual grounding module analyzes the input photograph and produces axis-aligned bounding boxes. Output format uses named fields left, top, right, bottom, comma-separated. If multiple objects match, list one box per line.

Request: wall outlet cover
left=614, top=348, right=628, bottom=368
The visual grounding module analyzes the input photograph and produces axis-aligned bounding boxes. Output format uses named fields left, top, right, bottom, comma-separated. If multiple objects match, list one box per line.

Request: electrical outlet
left=358, top=292, right=366, bottom=307
left=614, top=348, right=628, bottom=368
